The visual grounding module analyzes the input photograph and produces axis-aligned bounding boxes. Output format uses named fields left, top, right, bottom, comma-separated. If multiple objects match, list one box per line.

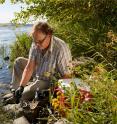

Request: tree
left=1, top=0, right=117, bottom=68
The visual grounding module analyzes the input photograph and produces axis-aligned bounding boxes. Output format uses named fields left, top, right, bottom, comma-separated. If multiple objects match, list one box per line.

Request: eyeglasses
left=34, top=35, right=47, bottom=45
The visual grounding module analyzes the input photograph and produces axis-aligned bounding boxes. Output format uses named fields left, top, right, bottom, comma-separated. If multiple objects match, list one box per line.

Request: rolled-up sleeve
left=57, top=43, right=72, bottom=77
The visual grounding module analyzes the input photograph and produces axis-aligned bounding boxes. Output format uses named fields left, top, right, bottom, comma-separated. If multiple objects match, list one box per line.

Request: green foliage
left=73, top=57, right=97, bottom=78
left=82, top=65, right=117, bottom=124
left=55, top=65, right=117, bottom=123
left=7, top=0, right=117, bottom=66
left=10, top=33, right=32, bottom=63
left=1, top=0, right=117, bottom=68
left=0, top=0, right=5, bottom=3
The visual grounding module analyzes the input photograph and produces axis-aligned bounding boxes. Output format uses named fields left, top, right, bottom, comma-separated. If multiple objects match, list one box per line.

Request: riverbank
left=0, top=83, right=10, bottom=94
left=0, top=83, right=13, bottom=124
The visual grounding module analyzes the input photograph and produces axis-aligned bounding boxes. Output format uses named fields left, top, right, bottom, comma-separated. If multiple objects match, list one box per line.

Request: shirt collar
left=48, top=35, right=54, bottom=53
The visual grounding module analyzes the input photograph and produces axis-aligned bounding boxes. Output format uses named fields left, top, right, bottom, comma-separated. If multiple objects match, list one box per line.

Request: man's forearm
left=19, top=67, right=33, bottom=87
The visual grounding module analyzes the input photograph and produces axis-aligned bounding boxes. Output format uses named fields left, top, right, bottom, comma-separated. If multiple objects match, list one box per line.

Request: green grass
left=51, top=65, right=117, bottom=124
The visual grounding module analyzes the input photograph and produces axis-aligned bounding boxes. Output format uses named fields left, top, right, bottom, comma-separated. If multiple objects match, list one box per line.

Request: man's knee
left=14, top=57, right=28, bottom=67
left=14, top=57, right=27, bottom=64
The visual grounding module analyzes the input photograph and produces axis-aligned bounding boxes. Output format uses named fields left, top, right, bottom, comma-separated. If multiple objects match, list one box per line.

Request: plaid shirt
left=29, top=36, right=72, bottom=81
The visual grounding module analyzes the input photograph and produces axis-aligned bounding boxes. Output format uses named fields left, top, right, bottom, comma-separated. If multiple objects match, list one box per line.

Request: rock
left=0, top=83, right=10, bottom=97
left=13, top=116, right=30, bottom=124
left=0, top=83, right=11, bottom=101
left=4, top=56, right=10, bottom=61
left=3, top=104, right=23, bottom=117
left=0, top=83, right=9, bottom=89
left=3, top=96, right=16, bottom=105
left=54, top=118, right=73, bottom=124
left=2, top=93, right=13, bottom=100
left=1, top=92, right=16, bottom=105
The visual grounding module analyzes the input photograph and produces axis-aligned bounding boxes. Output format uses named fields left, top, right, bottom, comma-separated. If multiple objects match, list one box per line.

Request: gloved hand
left=15, top=86, right=24, bottom=103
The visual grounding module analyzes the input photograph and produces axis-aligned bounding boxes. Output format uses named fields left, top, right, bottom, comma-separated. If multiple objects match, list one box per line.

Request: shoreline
left=0, top=83, right=10, bottom=95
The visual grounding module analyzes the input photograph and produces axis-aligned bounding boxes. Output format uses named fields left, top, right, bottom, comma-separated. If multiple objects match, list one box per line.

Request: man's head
left=31, top=21, right=53, bottom=49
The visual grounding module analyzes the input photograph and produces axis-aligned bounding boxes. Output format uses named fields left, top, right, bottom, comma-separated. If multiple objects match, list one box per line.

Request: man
left=10, top=21, right=72, bottom=101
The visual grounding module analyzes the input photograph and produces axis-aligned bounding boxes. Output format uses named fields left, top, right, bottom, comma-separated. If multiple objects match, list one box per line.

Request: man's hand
left=15, top=86, right=24, bottom=103
left=14, top=59, right=35, bottom=103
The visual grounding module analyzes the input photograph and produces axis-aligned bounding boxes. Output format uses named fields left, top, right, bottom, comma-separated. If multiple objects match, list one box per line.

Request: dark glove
left=15, top=86, right=24, bottom=103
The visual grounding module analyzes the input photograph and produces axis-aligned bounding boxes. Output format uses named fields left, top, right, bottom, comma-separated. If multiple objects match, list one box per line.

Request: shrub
left=51, top=65, right=117, bottom=123
left=10, top=33, right=32, bottom=64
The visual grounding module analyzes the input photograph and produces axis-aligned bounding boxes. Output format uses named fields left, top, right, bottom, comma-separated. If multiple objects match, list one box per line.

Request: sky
left=0, top=0, right=24, bottom=23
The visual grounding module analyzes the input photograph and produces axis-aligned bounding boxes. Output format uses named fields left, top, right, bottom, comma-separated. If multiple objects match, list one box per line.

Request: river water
left=0, top=24, right=32, bottom=92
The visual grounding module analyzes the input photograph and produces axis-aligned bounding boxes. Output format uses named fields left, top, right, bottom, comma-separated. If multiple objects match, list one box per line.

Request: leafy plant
left=10, top=33, right=32, bottom=63
left=51, top=65, right=117, bottom=123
